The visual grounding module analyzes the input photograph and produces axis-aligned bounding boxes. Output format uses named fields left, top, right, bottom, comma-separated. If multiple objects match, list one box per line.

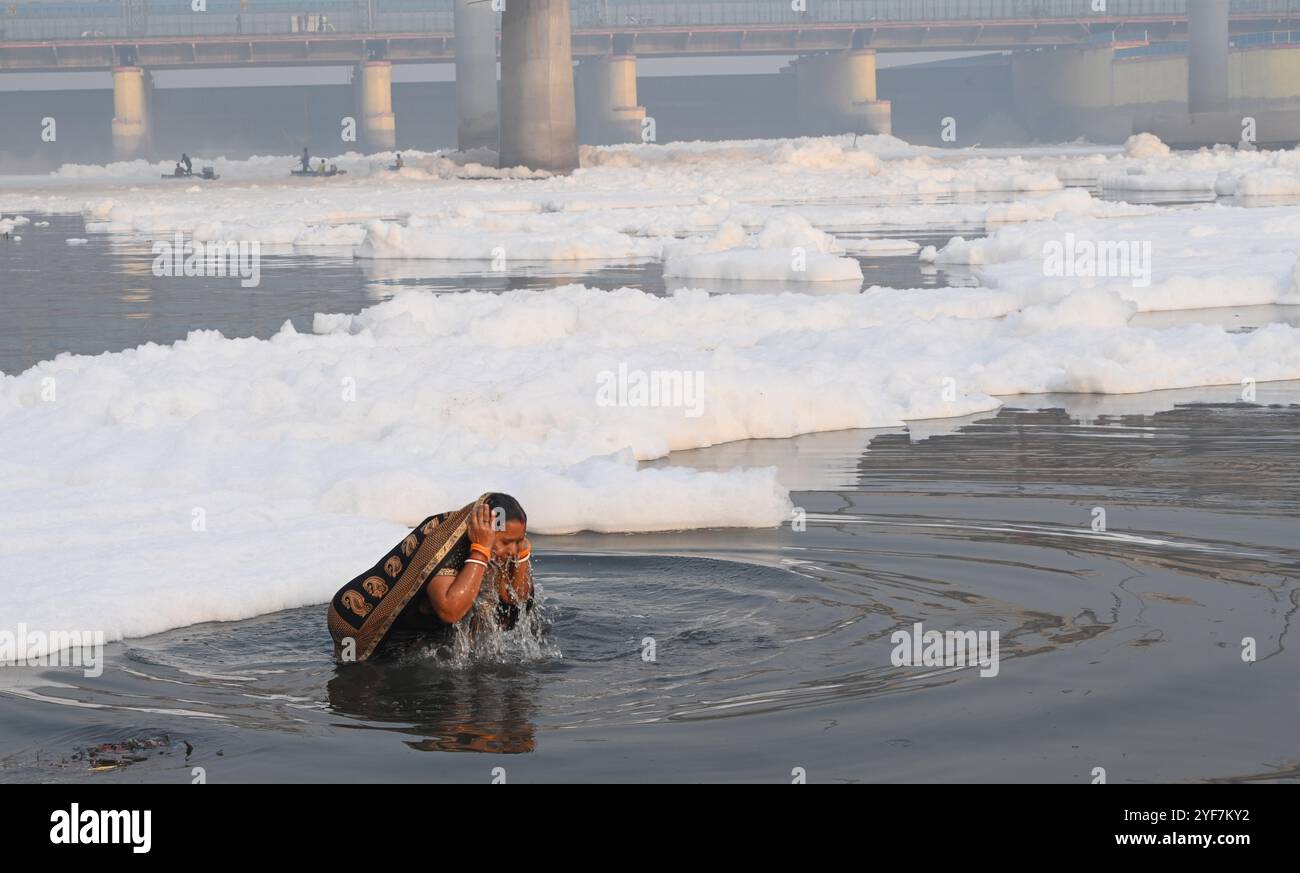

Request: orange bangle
left=469, top=543, right=491, bottom=559
left=516, top=549, right=530, bottom=562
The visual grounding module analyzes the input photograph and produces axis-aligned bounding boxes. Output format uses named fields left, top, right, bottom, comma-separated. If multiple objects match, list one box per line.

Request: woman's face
left=492, top=519, right=527, bottom=560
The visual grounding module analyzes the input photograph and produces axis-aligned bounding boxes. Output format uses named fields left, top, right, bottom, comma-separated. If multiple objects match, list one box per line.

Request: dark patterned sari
left=327, top=496, right=485, bottom=662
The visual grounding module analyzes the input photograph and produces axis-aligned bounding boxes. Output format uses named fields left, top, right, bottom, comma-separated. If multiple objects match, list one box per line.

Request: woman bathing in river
left=327, top=493, right=534, bottom=662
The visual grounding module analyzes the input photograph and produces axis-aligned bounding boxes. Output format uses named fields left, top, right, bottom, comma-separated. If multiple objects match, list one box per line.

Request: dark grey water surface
left=0, top=213, right=973, bottom=375
left=1, top=207, right=1298, bottom=784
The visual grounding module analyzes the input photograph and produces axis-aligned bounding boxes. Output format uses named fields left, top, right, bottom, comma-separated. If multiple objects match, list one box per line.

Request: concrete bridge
left=2, top=1, right=1295, bottom=168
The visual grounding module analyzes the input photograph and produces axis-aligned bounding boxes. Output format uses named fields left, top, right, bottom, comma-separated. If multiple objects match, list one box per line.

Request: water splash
left=402, top=562, right=562, bottom=667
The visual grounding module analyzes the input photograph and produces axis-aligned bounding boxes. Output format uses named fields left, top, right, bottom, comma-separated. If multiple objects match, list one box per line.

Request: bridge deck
left=2, top=3, right=1299, bottom=72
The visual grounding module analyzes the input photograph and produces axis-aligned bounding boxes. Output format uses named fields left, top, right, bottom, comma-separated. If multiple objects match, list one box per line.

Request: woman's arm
left=496, top=560, right=532, bottom=606
left=424, top=503, right=497, bottom=625
left=426, top=561, right=488, bottom=624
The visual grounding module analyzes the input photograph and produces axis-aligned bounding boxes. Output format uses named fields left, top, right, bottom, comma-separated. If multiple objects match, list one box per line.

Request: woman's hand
left=505, top=536, right=533, bottom=604
left=467, top=502, right=496, bottom=552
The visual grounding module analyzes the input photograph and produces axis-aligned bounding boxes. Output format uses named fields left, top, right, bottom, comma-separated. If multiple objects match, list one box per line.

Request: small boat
left=162, top=166, right=219, bottom=181
left=291, top=165, right=347, bottom=177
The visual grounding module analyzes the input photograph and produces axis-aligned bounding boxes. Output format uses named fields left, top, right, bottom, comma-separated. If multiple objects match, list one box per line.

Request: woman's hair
left=486, top=493, right=527, bottom=525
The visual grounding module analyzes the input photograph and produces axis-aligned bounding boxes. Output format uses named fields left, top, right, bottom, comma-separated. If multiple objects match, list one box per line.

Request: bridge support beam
left=454, top=0, right=499, bottom=152
left=111, top=66, right=152, bottom=161
left=357, top=60, right=397, bottom=152
left=499, top=0, right=579, bottom=172
left=577, top=54, right=646, bottom=144
left=793, top=50, right=891, bottom=137
left=1189, top=0, right=1230, bottom=114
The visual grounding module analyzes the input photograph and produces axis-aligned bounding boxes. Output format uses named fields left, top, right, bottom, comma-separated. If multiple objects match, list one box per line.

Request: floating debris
left=69, top=734, right=183, bottom=773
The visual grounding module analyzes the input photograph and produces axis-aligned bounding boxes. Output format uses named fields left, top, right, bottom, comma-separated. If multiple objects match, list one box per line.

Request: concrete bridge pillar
left=111, top=66, right=152, bottom=161
left=357, top=60, right=397, bottom=151
left=499, top=0, right=579, bottom=172
left=794, top=50, right=891, bottom=137
left=578, top=54, right=647, bottom=144
left=1010, top=47, right=1124, bottom=141
left=454, top=0, right=500, bottom=152
left=1189, top=0, right=1230, bottom=114
left=843, top=49, right=892, bottom=137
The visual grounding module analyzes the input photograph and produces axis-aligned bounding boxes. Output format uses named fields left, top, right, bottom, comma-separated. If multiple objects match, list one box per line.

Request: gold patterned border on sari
left=327, top=493, right=488, bottom=662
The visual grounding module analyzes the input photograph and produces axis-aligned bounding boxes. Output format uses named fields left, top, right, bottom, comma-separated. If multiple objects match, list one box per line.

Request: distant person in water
left=301, top=147, right=311, bottom=172
left=327, top=493, right=534, bottom=662
left=181, top=153, right=192, bottom=175
left=394, top=153, right=404, bottom=169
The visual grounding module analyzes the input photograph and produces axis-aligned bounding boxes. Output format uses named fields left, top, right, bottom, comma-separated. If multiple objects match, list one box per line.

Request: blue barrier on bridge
left=1234, top=28, right=1300, bottom=45
left=1112, top=28, right=1300, bottom=57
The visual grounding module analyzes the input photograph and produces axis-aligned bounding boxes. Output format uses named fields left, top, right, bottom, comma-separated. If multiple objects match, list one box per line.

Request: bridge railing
left=579, top=1, right=1300, bottom=26
left=1234, top=26, right=1300, bottom=44
left=580, top=1, right=1192, bottom=27
left=1, top=1, right=1299, bottom=43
